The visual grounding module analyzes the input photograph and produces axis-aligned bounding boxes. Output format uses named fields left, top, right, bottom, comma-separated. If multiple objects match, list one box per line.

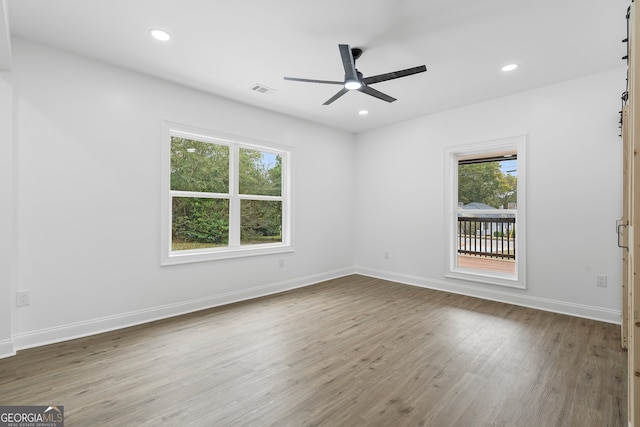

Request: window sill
left=445, top=268, right=525, bottom=289
left=161, top=244, right=294, bottom=266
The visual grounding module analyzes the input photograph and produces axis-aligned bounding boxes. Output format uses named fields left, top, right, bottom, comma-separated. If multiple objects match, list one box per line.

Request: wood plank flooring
left=0, top=275, right=627, bottom=426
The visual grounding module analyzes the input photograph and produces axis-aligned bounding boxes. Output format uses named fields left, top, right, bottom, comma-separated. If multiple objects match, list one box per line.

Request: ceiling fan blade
left=284, top=77, right=344, bottom=85
left=363, top=65, right=427, bottom=85
left=338, top=44, right=358, bottom=82
left=323, top=88, right=349, bottom=105
left=358, top=85, right=396, bottom=103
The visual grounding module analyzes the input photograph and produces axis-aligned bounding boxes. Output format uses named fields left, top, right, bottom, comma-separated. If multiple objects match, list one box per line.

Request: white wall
left=0, top=71, right=14, bottom=356
left=8, top=39, right=356, bottom=352
left=355, top=68, right=625, bottom=323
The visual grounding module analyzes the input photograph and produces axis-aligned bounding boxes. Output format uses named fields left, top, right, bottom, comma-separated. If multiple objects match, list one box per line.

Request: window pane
left=457, top=157, right=517, bottom=274
left=240, top=200, right=282, bottom=245
left=172, top=197, right=229, bottom=251
left=458, top=159, right=517, bottom=209
left=171, top=137, right=229, bottom=193
left=239, top=149, right=282, bottom=196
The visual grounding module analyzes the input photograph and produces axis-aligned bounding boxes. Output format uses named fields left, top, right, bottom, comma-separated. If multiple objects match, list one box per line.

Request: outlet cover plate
left=16, top=291, right=30, bottom=307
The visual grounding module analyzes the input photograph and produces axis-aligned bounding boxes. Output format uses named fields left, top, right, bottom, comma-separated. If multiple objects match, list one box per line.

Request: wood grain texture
left=622, top=104, right=629, bottom=351
left=629, top=3, right=640, bottom=423
left=0, top=275, right=627, bottom=426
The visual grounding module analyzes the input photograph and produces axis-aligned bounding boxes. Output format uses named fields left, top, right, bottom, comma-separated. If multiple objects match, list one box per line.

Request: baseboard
left=355, top=266, right=622, bottom=325
left=10, top=267, right=356, bottom=355
left=0, top=338, right=15, bottom=358
left=7, top=264, right=621, bottom=358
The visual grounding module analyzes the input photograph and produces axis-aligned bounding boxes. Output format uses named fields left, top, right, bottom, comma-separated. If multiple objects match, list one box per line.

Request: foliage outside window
left=445, top=136, right=526, bottom=289
left=458, top=161, right=517, bottom=209
left=162, top=125, right=291, bottom=265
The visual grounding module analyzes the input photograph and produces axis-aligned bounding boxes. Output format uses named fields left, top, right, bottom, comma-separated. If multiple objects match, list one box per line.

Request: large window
left=445, top=135, right=526, bottom=288
left=161, top=123, right=292, bottom=265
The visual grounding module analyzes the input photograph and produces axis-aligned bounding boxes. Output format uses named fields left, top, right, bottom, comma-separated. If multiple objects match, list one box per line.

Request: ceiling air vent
left=250, top=84, right=276, bottom=95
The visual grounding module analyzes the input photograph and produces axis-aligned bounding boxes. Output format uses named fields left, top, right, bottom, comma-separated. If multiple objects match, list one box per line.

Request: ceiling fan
left=284, top=44, right=427, bottom=105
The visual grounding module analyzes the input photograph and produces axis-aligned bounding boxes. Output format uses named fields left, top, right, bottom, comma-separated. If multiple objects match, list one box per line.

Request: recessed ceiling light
left=150, top=29, right=171, bottom=42
left=501, top=63, right=518, bottom=72
left=359, top=110, right=369, bottom=115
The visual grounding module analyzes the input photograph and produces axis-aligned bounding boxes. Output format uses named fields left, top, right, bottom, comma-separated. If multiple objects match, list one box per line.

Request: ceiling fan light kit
left=284, top=44, right=427, bottom=105
left=345, top=80, right=362, bottom=90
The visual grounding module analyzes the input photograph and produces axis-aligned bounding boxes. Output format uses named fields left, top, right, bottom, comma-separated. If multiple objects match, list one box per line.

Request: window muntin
left=162, top=124, right=292, bottom=265
left=445, top=136, right=526, bottom=288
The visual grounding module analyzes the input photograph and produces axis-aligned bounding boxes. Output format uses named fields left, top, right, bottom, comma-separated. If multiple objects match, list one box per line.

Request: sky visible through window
left=262, top=152, right=278, bottom=168
left=500, top=159, right=516, bottom=176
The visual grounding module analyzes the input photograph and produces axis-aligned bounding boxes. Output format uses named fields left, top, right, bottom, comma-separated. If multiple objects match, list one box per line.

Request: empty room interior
left=0, top=0, right=637, bottom=426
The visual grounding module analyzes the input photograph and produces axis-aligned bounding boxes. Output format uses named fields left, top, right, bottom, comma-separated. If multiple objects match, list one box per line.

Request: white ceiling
left=3, top=0, right=630, bottom=133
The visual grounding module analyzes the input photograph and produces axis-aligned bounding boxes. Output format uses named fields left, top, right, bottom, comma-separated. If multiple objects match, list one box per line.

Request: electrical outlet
left=384, top=252, right=389, bottom=260
left=16, top=291, right=30, bottom=307
left=596, top=275, right=607, bottom=288
left=279, top=259, right=284, bottom=268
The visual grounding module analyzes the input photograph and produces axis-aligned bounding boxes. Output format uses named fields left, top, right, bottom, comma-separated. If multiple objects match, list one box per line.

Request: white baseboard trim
left=10, top=267, right=356, bottom=355
left=0, top=338, right=15, bottom=358
left=355, top=266, right=622, bottom=325
left=7, top=265, right=621, bottom=358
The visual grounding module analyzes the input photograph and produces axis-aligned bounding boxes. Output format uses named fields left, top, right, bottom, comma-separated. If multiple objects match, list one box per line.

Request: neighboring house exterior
left=458, top=202, right=515, bottom=237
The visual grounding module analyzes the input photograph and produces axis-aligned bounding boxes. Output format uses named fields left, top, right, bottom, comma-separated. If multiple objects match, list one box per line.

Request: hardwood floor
left=0, top=275, right=627, bottom=426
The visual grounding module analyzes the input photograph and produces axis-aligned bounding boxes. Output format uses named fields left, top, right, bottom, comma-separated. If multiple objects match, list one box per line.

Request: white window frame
left=161, top=122, right=293, bottom=265
left=444, top=135, right=526, bottom=289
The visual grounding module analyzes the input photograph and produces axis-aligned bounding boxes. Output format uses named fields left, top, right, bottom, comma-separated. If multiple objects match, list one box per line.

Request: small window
left=161, top=124, right=292, bottom=265
left=445, top=136, right=526, bottom=288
